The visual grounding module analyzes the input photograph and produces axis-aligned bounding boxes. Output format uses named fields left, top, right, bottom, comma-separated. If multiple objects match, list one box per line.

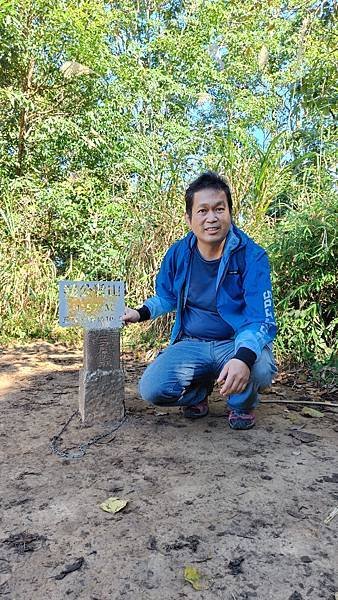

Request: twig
left=260, top=399, right=338, bottom=408
left=218, top=530, right=255, bottom=540
left=324, top=506, right=338, bottom=525
left=191, top=557, right=213, bottom=563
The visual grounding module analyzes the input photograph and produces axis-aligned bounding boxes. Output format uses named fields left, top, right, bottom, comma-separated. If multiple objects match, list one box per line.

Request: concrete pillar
left=79, top=329, right=125, bottom=424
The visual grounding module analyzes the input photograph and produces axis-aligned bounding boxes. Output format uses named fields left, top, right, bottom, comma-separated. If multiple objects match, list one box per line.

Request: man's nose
left=206, top=211, right=218, bottom=222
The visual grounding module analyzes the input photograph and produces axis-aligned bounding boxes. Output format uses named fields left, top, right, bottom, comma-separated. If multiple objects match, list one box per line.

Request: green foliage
left=0, top=234, right=57, bottom=341
left=267, top=190, right=337, bottom=363
left=0, top=0, right=336, bottom=365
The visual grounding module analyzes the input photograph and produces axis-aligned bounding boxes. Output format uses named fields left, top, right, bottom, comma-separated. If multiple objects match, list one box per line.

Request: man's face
left=185, top=188, right=232, bottom=247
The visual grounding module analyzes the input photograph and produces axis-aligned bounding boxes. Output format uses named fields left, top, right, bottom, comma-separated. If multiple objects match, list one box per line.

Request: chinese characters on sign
left=59, top=281, right=124, bottom=330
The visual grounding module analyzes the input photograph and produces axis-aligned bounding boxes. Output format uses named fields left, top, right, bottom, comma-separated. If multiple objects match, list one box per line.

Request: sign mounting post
left=59, top=280, right=125, bottom=424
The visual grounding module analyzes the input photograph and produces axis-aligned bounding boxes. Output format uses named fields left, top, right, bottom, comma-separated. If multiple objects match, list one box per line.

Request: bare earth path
left=0, top=343, right=337, bottom=600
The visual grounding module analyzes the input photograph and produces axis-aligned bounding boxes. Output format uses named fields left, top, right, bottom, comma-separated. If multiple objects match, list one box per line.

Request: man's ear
left=185, top=213, right=191, bottom=228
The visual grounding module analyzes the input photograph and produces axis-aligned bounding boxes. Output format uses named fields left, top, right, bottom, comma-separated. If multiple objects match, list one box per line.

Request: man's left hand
left=217, top=359, right=250, bottom=396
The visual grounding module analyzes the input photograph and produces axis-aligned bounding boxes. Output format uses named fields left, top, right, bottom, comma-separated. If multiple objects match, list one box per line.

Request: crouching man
left=123, top=172, right=277, bottom=430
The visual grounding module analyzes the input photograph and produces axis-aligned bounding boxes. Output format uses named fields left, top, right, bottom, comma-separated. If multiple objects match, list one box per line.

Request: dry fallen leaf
left=99, top=497, right=128, bottom=514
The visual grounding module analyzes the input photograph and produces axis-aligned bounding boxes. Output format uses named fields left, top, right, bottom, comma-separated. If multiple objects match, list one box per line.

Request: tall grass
left=0, top=136, right=336, bottom=367
left=0, top=244, right=57, bottom=341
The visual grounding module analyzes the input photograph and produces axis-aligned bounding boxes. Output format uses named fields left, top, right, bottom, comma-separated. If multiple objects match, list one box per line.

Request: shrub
left=267, top=191, right=337, bottom=364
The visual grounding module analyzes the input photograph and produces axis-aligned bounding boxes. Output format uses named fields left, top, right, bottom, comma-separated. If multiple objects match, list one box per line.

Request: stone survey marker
left=59, top=281, right=125, bottom=424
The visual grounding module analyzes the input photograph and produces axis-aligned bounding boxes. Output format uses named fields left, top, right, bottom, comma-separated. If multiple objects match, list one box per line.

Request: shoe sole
left=228, top=420, right=255, bottom=430
left=183, top=408, right=209, bottom=419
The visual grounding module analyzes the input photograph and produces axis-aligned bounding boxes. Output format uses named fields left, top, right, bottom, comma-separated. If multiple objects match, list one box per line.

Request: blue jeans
left=139, top=338, right=277, bottom=411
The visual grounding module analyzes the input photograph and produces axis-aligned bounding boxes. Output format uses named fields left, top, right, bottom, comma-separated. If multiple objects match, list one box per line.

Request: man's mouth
left=205, top=226, right=220, bottom=232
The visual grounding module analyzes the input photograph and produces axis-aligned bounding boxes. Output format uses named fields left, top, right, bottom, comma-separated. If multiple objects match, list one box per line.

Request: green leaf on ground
left=301, top=407, right=324, bottom=418
left=284, top=412, right=300, bottom=422
left=99, top=497, right=128, bottom=513
left=184, top=566, right=207, bottom=590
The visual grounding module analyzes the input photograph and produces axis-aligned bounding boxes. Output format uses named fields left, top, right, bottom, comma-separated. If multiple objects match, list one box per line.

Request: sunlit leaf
left=60, top=61, right=93, bottom=78
left=258, top=45, right=268, bottom=69
left=99, top=497, right=128, bottom=513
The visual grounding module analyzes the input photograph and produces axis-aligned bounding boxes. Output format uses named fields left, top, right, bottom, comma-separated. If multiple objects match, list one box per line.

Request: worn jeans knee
left=139, top=362, right=182, bottom=405
left=138, top=340, right=215, bottom=407
left=251, top=346, right=277, bottom=390
left=139, top=368, right=164, bottom=404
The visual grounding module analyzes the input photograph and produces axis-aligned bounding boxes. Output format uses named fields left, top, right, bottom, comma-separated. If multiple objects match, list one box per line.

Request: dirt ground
left=0, top=343, right=337, bottom=600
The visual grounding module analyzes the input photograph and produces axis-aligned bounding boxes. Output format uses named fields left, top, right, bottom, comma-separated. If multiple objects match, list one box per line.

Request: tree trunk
left=17, top=58, right=35, bottom=175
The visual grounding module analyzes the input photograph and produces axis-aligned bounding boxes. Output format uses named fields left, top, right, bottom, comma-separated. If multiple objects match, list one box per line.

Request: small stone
left=322, top=473, right=338, bottom=483
left=290, top=431, right=318, bottom=444
left=147, top=536, right=157, bottom=551
left=228, top=556, right=244, bottom=575
left=300, top=555, right=312, bottom=563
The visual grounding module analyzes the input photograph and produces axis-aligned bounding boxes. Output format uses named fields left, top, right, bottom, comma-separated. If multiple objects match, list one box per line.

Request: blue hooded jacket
left=144, top=224, right=277, bottom=361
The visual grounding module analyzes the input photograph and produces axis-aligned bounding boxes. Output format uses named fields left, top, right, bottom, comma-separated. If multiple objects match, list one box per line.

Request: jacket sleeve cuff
left=136, top=305, right=151, bottom=322
left=234, top=347, right=257, bottom=369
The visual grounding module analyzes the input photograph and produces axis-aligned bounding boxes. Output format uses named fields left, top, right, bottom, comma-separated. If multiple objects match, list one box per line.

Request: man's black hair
left=185, top=171, right=232, bottom=218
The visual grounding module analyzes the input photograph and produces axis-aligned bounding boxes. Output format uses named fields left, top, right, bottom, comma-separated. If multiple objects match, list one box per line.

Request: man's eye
left=217, top=207, right=225, bottom=212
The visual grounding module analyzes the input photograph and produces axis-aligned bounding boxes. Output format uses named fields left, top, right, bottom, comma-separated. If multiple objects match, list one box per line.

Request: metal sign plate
left=59, top=280, right=124, bottom=330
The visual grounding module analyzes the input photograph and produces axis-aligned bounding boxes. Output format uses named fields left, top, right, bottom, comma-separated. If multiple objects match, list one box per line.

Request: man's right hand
left=122, top=307, right=140, bottom=325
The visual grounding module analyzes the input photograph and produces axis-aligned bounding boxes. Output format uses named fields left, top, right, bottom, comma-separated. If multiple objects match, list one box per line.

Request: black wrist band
left=136, top=305, right=151, bottom=322
left=234, top=348, right=257, bottom=369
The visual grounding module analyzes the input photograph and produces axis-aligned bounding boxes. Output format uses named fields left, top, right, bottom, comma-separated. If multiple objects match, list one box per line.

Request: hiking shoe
left=183, top=397, right=209, bottom=419
left=228, top=409, right=255, bottom=430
